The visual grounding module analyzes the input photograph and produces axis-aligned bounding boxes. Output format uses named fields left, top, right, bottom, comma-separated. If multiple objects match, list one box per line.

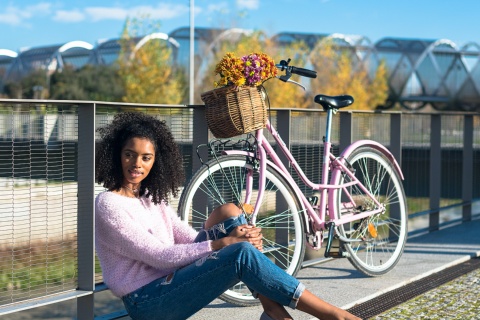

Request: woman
left=95, top=112, right=360, bottom=320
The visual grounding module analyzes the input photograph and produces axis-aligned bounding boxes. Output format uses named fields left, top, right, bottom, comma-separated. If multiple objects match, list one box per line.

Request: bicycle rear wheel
left=333, top=147, right=407, bottom=276
left=178, top=155, right=305, bottom=306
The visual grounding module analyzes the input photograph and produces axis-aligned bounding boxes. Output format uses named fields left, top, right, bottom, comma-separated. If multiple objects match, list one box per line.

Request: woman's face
left=120, top=137, right=156, bottom=186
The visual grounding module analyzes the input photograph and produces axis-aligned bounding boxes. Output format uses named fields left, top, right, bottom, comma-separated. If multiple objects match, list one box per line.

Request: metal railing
left=0, top=99, right=479, bottom=319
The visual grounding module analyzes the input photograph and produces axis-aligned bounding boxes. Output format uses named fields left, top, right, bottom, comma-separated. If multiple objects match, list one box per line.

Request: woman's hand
left=231, top=224, right=263, bottom=251
left=211, top=224, right=263, bottom=251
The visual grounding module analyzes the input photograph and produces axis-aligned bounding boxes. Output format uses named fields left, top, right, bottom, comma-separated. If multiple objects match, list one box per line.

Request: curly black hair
left=95, top=112, right=185, bottom=204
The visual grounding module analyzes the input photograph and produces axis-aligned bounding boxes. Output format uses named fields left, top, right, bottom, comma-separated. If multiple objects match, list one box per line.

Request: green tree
left=50, top=65, right=123, bottom=101
left=4, top=70, right=48, bottom=99
left=118, top=17, right=187, bottom=104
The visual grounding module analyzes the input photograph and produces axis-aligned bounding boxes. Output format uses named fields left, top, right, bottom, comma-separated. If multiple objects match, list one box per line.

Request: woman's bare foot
left=259, top=295, right=293, bottom=320
left=297, top=289, right=361, bottom=320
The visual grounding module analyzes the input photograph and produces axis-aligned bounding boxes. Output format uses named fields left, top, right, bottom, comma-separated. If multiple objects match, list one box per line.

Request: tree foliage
left=3, top=62, right=123, bottom=101
left=118, top=18, right=187, bottom=104
left=198, top=33, right=388, bottom=110
left=197, top=31, right=310, bottom=109
left=309, top=40, right=388, bottom=110
left=49, top=65, right=123, bottom=101
left=4, top=70, right=48, bottom=99
left=1, top=22, right=389, bottom=111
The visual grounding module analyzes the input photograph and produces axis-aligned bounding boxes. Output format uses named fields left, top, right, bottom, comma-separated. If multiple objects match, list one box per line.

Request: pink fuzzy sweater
left=95, top=191, right=213, bottom=297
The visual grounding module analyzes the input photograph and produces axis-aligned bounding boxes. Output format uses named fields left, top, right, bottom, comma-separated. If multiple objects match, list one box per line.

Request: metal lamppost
left=189, top=0, right=195, bottom=105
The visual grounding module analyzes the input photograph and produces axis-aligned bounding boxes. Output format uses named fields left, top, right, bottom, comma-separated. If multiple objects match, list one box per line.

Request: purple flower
left=242, top=54, right=263, bottom=86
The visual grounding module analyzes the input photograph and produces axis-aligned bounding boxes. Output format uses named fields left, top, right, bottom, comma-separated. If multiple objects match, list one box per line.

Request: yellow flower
left=213, top=52, right=278, bottom=88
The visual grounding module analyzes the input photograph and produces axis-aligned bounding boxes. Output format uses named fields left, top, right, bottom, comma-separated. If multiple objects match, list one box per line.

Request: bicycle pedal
left=324, top=246, right=347, bottom=258
left=325, top=251, right=343, bottom=258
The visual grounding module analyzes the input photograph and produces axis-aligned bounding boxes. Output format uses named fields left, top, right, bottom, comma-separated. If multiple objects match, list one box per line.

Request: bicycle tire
left=333, top=147, right=407, bottom=276
left=178, top=155, right=306, bottom=306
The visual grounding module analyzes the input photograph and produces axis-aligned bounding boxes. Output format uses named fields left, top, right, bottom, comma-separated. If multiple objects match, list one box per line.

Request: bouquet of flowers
left=214, top=52, right=278, bottom=88
left=201, top=52, right=275, bottom=138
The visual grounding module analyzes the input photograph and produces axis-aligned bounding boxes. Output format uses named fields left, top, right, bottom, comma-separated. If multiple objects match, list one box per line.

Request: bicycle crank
left=324, top=222, right=349, bottom=258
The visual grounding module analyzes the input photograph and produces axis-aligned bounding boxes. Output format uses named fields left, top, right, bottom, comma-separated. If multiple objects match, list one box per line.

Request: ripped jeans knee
left=194, top=213, right=248, bottom=242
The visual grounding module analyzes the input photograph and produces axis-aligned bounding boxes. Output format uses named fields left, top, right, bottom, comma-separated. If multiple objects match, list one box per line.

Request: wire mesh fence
left=0, top=100, right=478, bottom=318
left=0, top=105, right=78, bottom=306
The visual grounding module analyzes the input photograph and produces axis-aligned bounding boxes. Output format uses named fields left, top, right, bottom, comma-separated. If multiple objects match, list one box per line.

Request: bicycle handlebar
left=289, top=66, right=317, bottom=78
left=276, top=58, right=317, bottom=82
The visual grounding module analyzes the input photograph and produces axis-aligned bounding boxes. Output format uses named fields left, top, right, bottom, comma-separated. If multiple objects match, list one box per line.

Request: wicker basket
left=200, top=85, right=267, bottom=138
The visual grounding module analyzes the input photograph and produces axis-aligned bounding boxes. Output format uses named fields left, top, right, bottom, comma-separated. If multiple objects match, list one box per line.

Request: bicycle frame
left=223, top=108, right=404, bottom=238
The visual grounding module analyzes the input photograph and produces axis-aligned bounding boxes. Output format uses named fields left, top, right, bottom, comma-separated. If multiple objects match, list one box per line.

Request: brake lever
left=287, top=79, right=306, bottom=91
left=276, top=76, right=306, bottom=91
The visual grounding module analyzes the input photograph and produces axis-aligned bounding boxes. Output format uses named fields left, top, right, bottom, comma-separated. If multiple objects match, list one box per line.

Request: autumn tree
left=118, top=17, right=187, bottom=104
left=197, top=31, right=311, bottom=109
left=309, top=39, right=388, bottom=110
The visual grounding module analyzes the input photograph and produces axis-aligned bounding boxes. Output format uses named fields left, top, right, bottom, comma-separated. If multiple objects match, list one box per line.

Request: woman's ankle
left=261, top=310, right=293, bottom=320
left=259, top=295, right=292, bottom=320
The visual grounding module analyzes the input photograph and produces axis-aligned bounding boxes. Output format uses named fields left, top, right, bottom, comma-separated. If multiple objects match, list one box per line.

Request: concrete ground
left=187, top=217, right=480, bottom=320
left=4, top=217, right=480, bottom=320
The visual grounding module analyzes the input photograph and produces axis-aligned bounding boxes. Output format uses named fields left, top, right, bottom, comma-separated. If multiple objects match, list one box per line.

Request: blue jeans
left=121, top=215, right=305, bottom=320
left=194, top=213, right=249, bottom=242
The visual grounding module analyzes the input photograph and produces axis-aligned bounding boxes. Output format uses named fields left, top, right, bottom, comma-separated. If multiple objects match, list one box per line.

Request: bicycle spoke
left=336, top=148, right=407, bottom=276
left=256, top=212, right=293, bottom=227
left=178, top=155, right=305, bottom=305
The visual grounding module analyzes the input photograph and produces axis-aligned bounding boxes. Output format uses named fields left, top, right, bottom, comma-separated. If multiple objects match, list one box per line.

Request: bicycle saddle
left=314, top=94, right=354, bottom=110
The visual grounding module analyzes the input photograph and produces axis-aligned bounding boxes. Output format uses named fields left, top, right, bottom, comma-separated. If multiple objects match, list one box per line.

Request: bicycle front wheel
left=334, top=147, right=407, bottom=276
left=178, top=155, right=305, bottom=306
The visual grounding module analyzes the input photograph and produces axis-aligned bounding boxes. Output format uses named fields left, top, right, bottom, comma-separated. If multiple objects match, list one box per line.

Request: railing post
left=339, top=111, right=353, bottom=152
left=275, top=110, right=291, bottom=266
left=191, top=105, right=209, bottom=174
left=462, top=115, right=473, bottom=222
left=389, top=113, right=403, bottom=233
left=390, top=113, right=402, bottom=165
left=77, top=103, right=96, bottom=320
left=276, top=110, right=291, bottom=169
left=189, top=105, right=210, bottom=226
left=429, top=114, right=441, bottom=232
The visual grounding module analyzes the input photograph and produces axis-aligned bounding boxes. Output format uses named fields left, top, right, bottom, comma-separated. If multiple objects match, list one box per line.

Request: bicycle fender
left=222, top=150, right=311, bottom=233
left=222, top=150, right=254, bottom=157
left=337, top=140, right=404, bottom=180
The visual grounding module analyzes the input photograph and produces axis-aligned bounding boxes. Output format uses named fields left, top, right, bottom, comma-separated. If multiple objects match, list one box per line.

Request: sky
left=1, top=0, right=479, bottom=53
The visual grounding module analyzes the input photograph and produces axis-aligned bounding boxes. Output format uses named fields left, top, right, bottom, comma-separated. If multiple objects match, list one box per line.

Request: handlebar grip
left=291, top=66, right=317, bottom=78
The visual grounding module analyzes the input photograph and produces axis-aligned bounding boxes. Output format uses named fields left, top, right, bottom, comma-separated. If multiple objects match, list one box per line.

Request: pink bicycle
left=178, top=59, right=408, bottom=306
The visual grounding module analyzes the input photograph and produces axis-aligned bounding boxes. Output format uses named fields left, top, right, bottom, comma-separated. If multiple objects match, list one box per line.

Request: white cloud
left=77, top=4, right=190, bottom=22
left=0, top=3, right=51, bottom=26
left=53, top=9, right=85, bottom=23
left=206, top=2, right=230, bottom=14
left=0, top=2, right=193, bottom=26
left=0, top=13, right=22, bottom=26
left=236, top=0, right=259, bottom=10
left=131, top=4, right=190, bottom=20
left=84, top=7, right=129, bottom=21
left=26, top=2, right=52, bottom=14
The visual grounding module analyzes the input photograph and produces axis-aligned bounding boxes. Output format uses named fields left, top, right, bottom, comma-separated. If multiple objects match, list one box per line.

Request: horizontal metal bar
left=400, top=96, right=450, bottom=102
left=408, top=199, right=479, bottom=219
left=302, top=257, right=334, bottom=268
left=0, top=290, right=92, bottom=316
